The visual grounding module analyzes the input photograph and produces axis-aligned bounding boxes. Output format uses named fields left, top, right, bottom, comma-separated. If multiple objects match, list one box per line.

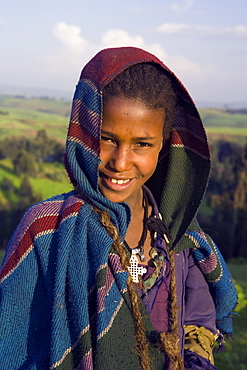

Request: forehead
left=102, top=97, right=164, bottom=135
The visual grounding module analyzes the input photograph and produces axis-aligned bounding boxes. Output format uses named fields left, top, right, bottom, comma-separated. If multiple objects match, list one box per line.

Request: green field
left=214, top=261, right=247, bottom=369
left=0, top=96, right=71, bottom=116
left=0, top=96, right=71, bottom=142
left=0, top=97, right=247, bottom=144
left=200, top=108, right=247, bottom=128
left=0, top=158, right=72, bottom=204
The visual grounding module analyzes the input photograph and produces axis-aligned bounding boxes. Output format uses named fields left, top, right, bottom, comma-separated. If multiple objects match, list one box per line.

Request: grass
left=0, top=96, right=71, bottom=116
left=1, top=97, right=247, bottom=144
left=199, top=108, right=247, bottom=128
left=0, top=158, right=72, bottom=203
left=29, top=175, right=72, bottom=198
left=0, top=159, right=21, bottom=185
left=0, top=96, right=71, bottom=142
left=214, top=261, right=247, bottom=369
left=0, top=107, right=69, bottom=141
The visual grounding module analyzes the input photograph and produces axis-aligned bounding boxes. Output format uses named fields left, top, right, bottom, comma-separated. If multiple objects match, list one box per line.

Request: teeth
left=110, top=178, right=130, bottom=184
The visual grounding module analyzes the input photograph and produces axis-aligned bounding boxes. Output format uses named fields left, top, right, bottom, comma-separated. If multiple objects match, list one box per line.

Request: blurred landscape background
left=0, top=95, right=246, bottom=261
left=1, top=0, right=247, bottom=368
left=0, top=95, right=246, bottom=369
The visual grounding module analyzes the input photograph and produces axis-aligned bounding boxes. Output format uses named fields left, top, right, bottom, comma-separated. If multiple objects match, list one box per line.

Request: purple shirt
left=136, top=187, right=217, bottom=356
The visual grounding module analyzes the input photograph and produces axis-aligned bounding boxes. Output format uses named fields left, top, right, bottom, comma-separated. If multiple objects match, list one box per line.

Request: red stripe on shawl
left=198, top=253, right=218, bottom=275
left=171, top=129, right=209, bottom=158
left=70, top=99, right=100, bottom=133
left=59, top=201, right=83, bottom=222
left=80, top=47, right=174, bottom=88
left=0, top=202, right=83, bottom=281
left=68, top=121, right=99, bottom=154
left=77, top=47, right=210, bottom=160
left=0, top=215, right=58, bottom=280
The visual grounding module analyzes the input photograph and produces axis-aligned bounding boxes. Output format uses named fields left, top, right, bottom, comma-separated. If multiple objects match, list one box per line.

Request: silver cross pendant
left=127, top=250, right=147, bottom=283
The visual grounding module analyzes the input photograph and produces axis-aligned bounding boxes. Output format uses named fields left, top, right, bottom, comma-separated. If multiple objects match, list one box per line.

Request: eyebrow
left=101, top=130, right=156, bottom=141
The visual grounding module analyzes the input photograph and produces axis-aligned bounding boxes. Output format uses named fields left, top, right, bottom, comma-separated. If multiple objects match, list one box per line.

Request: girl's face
left=98, top=97, right=164, bottom=208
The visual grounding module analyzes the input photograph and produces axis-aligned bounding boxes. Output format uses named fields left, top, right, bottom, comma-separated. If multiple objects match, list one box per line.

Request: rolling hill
left=1, top=96, right=246, bottom=144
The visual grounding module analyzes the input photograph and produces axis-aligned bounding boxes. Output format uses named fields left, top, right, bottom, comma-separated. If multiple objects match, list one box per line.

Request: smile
left=99, top=174, right=135, bottom=191
left=109, top=178, right=131, bottom=184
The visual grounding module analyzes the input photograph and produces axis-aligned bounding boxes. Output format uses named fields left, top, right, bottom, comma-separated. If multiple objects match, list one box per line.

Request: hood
left=65, top=47, right=210, bottom=249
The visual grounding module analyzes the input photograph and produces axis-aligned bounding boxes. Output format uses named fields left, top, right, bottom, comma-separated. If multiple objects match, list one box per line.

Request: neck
left=125, top=188, right=144, bottom=216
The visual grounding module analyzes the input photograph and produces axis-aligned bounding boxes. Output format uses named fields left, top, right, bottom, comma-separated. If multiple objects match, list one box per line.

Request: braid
left=160, top=250, right=185, bottom=369
left=94, top=205, right=184, bottom=369
left=95, top=207, right=152, bottom=370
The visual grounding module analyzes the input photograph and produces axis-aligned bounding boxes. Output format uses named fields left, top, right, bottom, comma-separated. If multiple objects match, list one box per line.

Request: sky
left=0, top=0, right=247, bottom=106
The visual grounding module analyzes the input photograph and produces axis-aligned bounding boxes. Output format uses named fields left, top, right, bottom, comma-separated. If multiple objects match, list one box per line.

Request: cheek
left=99, top=145, right=110, bottom=165
left=141, top=153, right=160, bottom=178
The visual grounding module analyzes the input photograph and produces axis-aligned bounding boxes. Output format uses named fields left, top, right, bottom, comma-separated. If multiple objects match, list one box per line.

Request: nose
left=109, top=145, right=133, bottom=172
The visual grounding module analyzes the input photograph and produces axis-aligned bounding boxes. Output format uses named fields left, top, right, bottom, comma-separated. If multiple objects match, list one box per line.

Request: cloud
left=157, top=23, right=247, bottom=37
left=170, top=0, right=194, bottom=13
left=51, top=23, right=163, bottom=60
left=53, top=22, right=89, bottom=53
left=157, top=23, right=191, bottom=34
left=100, top=29, right=204, bottom=80
left=39, top=23, right=206, bottom=92
left=101, top=29, right=145, bottom=48
left=228, top=25, right=247, bottom=37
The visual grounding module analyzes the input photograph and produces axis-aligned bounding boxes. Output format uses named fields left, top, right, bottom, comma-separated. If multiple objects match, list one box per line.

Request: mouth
left=108, top=177, right=131, bottom=185
left=99, top=174, right=135, bottom=191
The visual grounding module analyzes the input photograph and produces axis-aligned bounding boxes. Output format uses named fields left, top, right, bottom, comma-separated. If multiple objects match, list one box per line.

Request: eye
left=101, top=136, right=116, bottom=145
left=135, top=142, right=153, bottom=148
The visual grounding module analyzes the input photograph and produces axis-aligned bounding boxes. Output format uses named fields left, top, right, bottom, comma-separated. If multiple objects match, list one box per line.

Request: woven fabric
left=0, top=192, right=164, bottom=369
left=185, top=230, right=237, bottom=334
left=0, top=47, right=237, bottom=369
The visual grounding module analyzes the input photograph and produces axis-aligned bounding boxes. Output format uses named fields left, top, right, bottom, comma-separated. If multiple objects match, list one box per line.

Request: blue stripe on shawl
left=67, top=140, right=100, bottom=191
left=97, top=277, right=127, bottom=338
left=188, top=230, right=238, bottom=334
left=74, top=80, right=101, bottom=115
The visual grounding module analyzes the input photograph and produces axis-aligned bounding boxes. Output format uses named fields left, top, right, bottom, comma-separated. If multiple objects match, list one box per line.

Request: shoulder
left=26, top=191, right=85, bottom=223
left=0, top=191, right=86, bottom=277
left=14, top=191, right=85, bottom=237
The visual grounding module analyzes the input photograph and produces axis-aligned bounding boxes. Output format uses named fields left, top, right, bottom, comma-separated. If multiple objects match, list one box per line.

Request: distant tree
left=0, top=146, right=5, bottom=159
left=2, top=177, right=15, bottom=192
left=12, top=150, right=36, bottom=176
left=0, top=130, right=65, bottom=164
left=50, top=141, right=65, bottom=163
left=0, top=137, right=31, bottom=160
left=0, top=110, right=9, bottom=115
left=18, top=176, right=33, bottom=197
left=0, top=177, right=42, bottom=250
left=35, top=129, right=49, bottom=160
left=199, top=140, right=247, bottom=260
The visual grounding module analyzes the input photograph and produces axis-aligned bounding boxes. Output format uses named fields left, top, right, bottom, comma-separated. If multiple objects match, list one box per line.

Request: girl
left=0, top=47, right=237, bottom=369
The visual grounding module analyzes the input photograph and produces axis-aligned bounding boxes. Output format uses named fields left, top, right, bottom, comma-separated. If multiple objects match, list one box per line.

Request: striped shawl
left=0, top=47, right=237, bottom=369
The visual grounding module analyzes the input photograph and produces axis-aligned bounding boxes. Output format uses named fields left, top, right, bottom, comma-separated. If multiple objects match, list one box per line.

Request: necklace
left=124, top=187, right=170, bottom=283
left=132, top=188, right=149, bottom=262
left=127, top=250, right=147, bottom=283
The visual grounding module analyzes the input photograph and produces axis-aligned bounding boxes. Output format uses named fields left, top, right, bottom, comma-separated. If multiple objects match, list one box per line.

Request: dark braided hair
left=97, top=64, right=184, bottom=368
left=102, top=63, right=177, bottom=140
left=94, top=206, right=184, bottom=370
